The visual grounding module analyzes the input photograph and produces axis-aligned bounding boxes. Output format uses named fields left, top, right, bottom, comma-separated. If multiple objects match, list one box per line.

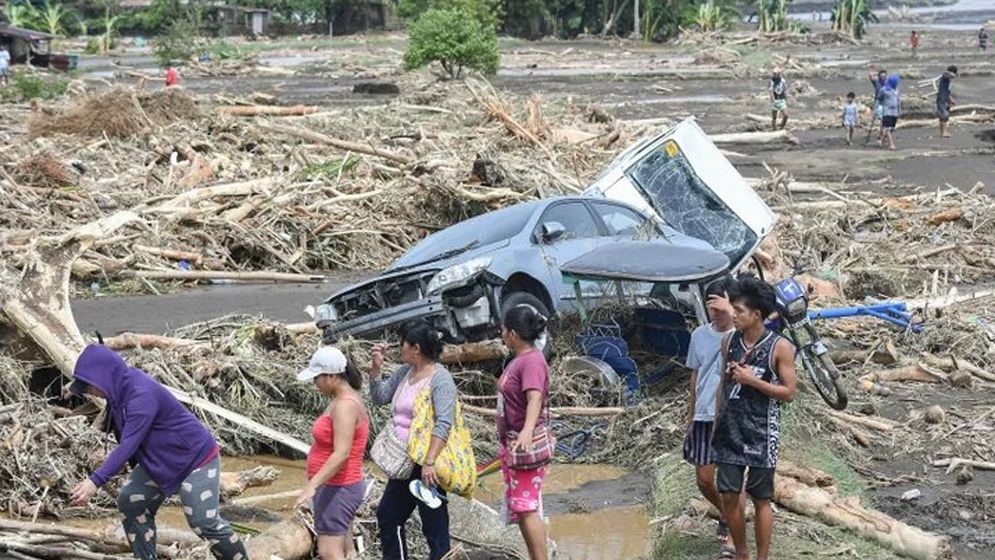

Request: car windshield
left=628, top=147, right=756, bottom=267
left=389, top=202, right=536, bottom=270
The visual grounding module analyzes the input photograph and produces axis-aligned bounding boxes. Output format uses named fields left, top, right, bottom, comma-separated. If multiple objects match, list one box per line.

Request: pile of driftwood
left=0, top=76, right=623, bottom=291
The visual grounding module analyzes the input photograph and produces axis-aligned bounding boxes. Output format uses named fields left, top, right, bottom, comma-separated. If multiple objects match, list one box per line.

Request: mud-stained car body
left=316, top=117, right=776, bottom=345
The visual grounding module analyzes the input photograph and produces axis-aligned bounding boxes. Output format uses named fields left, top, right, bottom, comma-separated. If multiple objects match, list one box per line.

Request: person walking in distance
left=712, top=277, right=798, bottom=560
left=979, top=27, right=990, bottom=51
left=841, top=92, right=859, bottom=146
left=0, top=45, right=11, bottom=88
left=867, top=69, right=887, bottom=143
left=878, top=75, right=902, bottom=150
left=684, top=277, right=736, bottom=557
left=768, top=67, right=789, bottom=130
left=498, top=305, right=553, bottom=560
left=910, top=30, right=921, bottom=55
left=295, top=347, right=369, bottom=560
left=935, top=66, right=958, bottom=139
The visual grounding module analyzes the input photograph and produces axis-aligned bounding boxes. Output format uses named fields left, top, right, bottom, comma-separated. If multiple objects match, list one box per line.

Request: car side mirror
left=540, top=222, right=566, bottom=244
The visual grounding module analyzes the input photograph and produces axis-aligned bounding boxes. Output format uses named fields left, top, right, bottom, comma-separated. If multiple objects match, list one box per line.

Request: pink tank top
left=393, top=375, right=431, bottom=442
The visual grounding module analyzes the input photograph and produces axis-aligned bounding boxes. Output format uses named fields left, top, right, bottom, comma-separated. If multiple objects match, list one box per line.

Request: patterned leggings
left=117, top=457, right=247, bottom=560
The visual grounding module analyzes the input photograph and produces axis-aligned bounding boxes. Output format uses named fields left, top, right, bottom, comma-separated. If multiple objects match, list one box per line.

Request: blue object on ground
left=807, top=302, right=922, bottom=332
left=576, top=324, right=641, bottom=403
left=635, top=308, right=691, bottom=358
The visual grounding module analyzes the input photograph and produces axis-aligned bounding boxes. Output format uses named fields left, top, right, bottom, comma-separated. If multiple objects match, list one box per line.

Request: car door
left=532, top=201, right=611, bottom=312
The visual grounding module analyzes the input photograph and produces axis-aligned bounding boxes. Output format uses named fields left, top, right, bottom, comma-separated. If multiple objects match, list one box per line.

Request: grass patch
left=0, top=72, right=69, bottom=103
left=780, top=403, right=864, bottom=497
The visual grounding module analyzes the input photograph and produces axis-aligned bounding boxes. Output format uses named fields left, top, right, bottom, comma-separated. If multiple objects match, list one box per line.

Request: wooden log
left=863, top=364, right=946, bottom=384
left=832, top=340, right=899, bottom=366
left=133, top=244, right=204, bottom=266
left=150, top=178, right=275, bottom=212
left=0, top=519, right=174, bottom=558
left=826, top=414, right=874, bottom=447
left=103, top=332, right=209, bottom=351
left=898, top=244, right=958, bottom=264
left=774, top=476, right=954, bottom=560
left=165, top=386, right=311, bottom=455
left=257, top=122, right=413, bottom=166
left=932, top=457, right=995, bottom=474
left=710, top=129, right=799, bottom=145
left=219, top=466, right=280, bottom=498
left=461, top=402, right=625, bottom=418
left=440, top=339, right=508, bottom=364
left=825, top=410, right=898, bottom=432
left=920, top=354, right=995, bottom=383
left=118, top=270, right=325, bottom=283
left=0, top=212, right=139, bottom=376
left=245, top=518, right=314, bottom=560
left=925, top=208, right=963, bottom=226
left=217, top=105, right=318, bottom=116
left=776, top=459, right=835, bottom=488
left=0, top=541, right=121, bottom=560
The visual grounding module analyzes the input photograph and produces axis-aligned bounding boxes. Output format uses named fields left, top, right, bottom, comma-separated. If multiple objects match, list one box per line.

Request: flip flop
left=408, top=480, right=445, bottom=510
left=716, top=548, right=736, bottom=560
left=716, top=520, right=730, bottom=543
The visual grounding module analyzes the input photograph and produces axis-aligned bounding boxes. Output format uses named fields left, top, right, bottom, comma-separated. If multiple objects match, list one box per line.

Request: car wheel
left=500, top=292, right=554, bottom=361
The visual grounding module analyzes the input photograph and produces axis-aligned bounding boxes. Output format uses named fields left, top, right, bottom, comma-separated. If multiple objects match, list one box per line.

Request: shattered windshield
left=628, top=146, right=756, bottom=268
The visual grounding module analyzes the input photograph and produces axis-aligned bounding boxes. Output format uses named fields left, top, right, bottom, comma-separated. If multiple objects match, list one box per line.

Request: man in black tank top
left=712, top=277, right=797, bottom=560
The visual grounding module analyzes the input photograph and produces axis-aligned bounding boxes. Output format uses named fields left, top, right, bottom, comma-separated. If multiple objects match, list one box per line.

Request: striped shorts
left=683, top=421, right=714, bottom=466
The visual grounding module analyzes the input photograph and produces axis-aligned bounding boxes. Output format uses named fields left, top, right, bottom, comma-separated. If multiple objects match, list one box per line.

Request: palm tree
left=99, top=9, right=121, bottom=53
left=831, top=0, right=877, bottom=39
left=4, top=3, right=39, bottom=28
left=37, top=0, right=80, bottom=37
left=689, top=0, right=738, bottom=33
left=756, top=0, right=790, bottom=33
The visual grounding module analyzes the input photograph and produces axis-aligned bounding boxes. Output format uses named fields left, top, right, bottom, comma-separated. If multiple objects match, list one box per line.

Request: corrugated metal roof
left=0, top=24, right=55, bottom=41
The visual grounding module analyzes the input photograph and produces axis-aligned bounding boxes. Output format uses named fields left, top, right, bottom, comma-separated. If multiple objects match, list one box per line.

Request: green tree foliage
left=683, top=0, right=738, bottom=33
left=153, top=14, right=208, bottom=65
left=0, top=72, right=69, bottom=103
left=3, top=3, right=37, bottom=28
left=830, top=0, right=876, bottom=39
left=403, top=8, right=499, bottom=78
left=37, top=0, right=82, bottom=37
left=398, top=0, right=501, bottom=30
left=754, top=0, right=806, bottom=33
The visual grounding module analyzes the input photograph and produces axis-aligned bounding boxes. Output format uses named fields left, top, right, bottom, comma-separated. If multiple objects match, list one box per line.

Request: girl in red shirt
left=296, top=346, right=369, bottom=560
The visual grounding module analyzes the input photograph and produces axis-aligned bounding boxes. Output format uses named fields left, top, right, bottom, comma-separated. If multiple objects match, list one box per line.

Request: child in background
left=841, top=92, right=859, bottom=145
left=165, top=64, right=179, bottom=87
left=910, top=30, right=921, bottom=54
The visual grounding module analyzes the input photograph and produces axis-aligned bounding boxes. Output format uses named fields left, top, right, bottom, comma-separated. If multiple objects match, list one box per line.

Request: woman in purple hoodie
left=68, top=345, right=247, bottom=560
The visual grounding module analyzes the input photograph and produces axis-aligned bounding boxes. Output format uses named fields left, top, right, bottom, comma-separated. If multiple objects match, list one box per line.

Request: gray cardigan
left=370, top=364, right=457, bottom=441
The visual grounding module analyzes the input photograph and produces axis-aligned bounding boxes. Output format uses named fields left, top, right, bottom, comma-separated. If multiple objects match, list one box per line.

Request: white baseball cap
left=297, top=346, right=348, bottom=382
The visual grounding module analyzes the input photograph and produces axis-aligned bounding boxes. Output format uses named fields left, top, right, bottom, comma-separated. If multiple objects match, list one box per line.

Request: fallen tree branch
left=118, top=270, right=325, bottom=283
left=862, top=364, right=946, bottom=384
left=103, top=332, right=209, bottom=351
left=920, top=354, right=995, bottom=382
left=774, top=476, right=953, bottom=560
left=710, top=129, right=799, bottom=145
left=826, top=410, right=899, bottom=432
left=0, top=519, right=174, bottom=558
left=461, top=403, right=624, bottom=418
left=441, top=339, right=508, bottom=364
left=217, top=105, right=318, bottom=116
left=932, top=457, right=995, bottom=474
left=256, top=122, right=413, bottom=166
left=245, top=518, right=313, bottom=560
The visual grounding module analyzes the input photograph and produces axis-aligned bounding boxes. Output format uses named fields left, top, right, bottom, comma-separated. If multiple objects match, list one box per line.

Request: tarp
left=561, top=240, right=729, bottom=283
left=0, top=25, right=54, bottom=41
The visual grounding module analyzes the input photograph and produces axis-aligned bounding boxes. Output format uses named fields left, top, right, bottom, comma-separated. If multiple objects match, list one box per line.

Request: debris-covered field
left=1, top=21, right=994, bottom=560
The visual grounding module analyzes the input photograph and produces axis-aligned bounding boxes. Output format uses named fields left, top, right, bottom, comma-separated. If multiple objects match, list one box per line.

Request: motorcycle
left=768, top=276, right=848, bottom=410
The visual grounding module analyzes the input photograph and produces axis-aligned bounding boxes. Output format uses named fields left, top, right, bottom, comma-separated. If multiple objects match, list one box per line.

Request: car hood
left=325, top=239, right=509, bottom=303
left=562, top=240, right=730, bottom=283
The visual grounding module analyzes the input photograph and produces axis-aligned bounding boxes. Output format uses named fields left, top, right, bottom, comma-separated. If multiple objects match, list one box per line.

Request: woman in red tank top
left=295, top=346, right=369, bottom=560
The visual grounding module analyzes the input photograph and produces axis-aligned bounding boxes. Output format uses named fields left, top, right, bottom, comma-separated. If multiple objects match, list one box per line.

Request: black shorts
left=937, top=102, right=951, bottom=122
left=882, top=115, right=898, bottom=129
left=716, top=463, right=775, bottom=500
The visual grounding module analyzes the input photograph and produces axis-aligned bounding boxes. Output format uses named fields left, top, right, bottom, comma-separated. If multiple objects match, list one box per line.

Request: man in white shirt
left=0, top=45, right=11, bottom=87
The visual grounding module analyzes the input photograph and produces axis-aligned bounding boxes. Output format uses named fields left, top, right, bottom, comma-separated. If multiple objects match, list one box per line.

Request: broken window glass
left=628, top=148, right=756, bottom=267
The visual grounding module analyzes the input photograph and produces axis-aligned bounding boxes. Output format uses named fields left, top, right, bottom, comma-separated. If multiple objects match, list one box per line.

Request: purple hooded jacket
left=74, top=345, right=216, bottom=494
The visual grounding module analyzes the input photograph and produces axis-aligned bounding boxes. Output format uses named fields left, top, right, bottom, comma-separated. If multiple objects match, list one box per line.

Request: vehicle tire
left=800, top=347, right=848, bottom=410
left=500, top=291, right=554, bottom=361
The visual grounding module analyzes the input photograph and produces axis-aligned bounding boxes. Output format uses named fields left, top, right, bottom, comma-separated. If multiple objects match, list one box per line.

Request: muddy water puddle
left=58, top=459, right=650, bottom=559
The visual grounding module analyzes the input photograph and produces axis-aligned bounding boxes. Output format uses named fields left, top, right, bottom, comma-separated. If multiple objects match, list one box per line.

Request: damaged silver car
left=315, top=117, right=776, bottom=348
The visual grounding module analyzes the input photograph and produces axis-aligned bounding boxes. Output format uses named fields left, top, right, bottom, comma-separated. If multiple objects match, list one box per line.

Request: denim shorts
left=313, top=480, right=366, bottom=536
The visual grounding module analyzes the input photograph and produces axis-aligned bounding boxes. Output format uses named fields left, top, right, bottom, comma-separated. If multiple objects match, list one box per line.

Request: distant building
left=206, top=5, right=271, bottom=37
left=0, top=24, right=55, bottom=65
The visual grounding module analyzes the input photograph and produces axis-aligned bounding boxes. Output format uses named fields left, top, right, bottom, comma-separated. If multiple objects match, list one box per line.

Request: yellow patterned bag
left=407, top=388, right=477, bottom=498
